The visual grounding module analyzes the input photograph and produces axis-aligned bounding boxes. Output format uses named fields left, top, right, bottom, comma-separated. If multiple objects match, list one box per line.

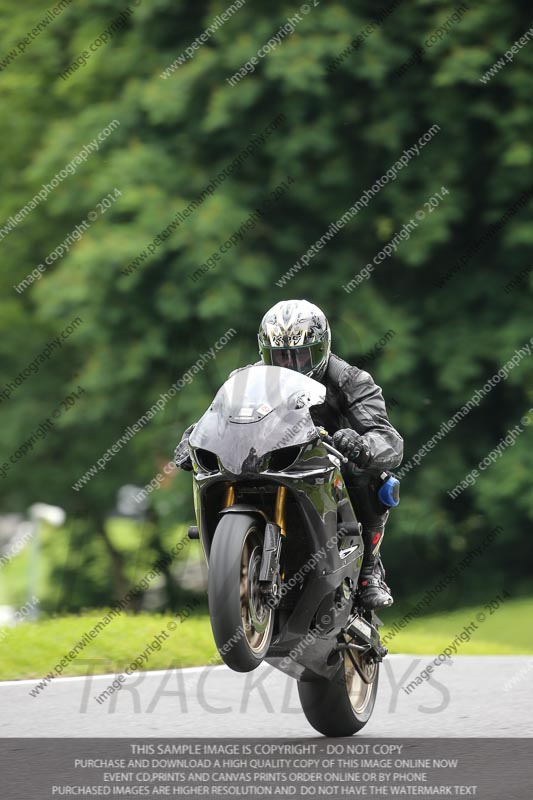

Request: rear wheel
left=208, top=513, right=274, bottom=672
left=297, top=649, right=379, bottom=736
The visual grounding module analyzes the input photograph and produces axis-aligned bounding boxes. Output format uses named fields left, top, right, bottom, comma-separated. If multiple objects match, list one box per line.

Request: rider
left=174, top=299, right=403, bottom=610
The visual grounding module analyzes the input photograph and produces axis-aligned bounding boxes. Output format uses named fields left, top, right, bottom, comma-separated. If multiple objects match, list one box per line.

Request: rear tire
left=208, top=513, right=274, bottom=673
left=298, top=651, right=379, bottom=736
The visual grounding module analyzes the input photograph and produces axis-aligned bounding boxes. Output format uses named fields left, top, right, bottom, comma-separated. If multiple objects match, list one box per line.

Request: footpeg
left=367, top=643, right=388, bottom=663
left=346, top=617, right=373, bottom=644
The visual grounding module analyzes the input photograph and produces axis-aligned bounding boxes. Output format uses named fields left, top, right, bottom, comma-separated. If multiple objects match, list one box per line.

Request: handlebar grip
left=316, top=428, right=348, bottom=463
left=322, top=441, right=348, bottom=463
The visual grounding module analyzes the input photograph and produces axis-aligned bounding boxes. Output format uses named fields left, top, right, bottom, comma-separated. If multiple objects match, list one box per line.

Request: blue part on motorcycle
left=378, top=475, right=400, bottom=507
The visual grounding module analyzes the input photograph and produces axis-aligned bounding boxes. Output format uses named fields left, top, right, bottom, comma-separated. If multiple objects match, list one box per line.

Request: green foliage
left=0, top=0, right=531, bottom=610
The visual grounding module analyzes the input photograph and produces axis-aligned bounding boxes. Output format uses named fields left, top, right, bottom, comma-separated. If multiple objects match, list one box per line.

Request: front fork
left=260, top=485, right=285, bottom=605
left=224, top=483, right=285, bottom=606
left=259, top=522, right=282, bottom=605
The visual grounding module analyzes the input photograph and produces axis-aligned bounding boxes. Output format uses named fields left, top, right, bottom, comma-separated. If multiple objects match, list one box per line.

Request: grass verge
left=1, top=597, right=531, bottom=682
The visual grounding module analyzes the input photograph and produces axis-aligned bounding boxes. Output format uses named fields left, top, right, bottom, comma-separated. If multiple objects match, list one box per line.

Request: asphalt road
left=1, top=655, right=532, bottom=737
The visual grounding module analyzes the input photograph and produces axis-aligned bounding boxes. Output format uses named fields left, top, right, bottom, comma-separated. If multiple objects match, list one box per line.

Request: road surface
left=1, top=655, right=531, bottom=737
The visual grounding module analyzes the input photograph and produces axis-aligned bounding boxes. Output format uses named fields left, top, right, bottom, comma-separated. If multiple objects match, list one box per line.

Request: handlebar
left=316, top=428, right=348, bottom=464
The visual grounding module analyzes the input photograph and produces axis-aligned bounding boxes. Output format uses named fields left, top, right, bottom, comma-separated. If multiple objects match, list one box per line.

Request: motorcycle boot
left=359, top=524, right=393, bottom=610
left=344, top=470, right=394, bottom=610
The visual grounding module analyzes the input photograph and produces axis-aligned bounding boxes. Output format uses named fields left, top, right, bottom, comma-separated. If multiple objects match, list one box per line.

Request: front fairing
left=189, top=365, right=326, bottom=475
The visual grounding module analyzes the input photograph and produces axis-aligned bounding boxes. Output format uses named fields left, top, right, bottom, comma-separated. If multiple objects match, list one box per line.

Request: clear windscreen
left=189, top=365, right=326, bottom=474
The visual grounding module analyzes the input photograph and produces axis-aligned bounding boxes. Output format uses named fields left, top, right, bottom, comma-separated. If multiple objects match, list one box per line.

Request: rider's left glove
left=332, top=429, right=371, bottom=467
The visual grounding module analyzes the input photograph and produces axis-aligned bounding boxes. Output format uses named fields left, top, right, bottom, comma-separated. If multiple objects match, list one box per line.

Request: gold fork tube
left=274, top=485, right=287, bottom=537
left=224, top=484, right=235, bottom=508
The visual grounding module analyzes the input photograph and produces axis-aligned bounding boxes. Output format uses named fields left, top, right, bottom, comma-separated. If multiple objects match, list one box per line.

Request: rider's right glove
left=174, top=439, right=193, bottom=471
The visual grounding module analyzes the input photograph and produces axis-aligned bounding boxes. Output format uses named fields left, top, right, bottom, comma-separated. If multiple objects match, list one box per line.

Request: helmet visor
left=260, top=342, right=326, bottom=375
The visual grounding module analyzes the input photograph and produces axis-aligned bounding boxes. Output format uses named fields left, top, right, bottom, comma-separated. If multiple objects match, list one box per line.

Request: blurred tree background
left=0, top=0, right=531, bottom=616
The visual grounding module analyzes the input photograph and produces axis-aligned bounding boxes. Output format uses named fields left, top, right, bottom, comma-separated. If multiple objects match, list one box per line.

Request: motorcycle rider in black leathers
left=174, top=299, right=403, bottom=610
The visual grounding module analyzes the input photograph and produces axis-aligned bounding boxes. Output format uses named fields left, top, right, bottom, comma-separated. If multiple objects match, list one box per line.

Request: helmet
left=258, top=300, right=331, bottom=380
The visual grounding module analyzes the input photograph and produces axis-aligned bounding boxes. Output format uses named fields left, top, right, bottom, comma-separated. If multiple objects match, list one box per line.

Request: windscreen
left=189, top=365, right=326, bottom=474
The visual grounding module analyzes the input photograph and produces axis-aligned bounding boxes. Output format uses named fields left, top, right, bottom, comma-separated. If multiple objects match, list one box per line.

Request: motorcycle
left=186, top=364, right=388, bottom=736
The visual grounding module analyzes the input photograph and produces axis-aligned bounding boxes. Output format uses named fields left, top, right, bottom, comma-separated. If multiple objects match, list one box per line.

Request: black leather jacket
left=311, top=353, right=403, bottom=472
left=175, top=354, right=403, bottom=473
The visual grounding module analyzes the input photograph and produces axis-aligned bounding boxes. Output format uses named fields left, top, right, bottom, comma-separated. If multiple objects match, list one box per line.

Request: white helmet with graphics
left=258, top=299, right=331, bottom=380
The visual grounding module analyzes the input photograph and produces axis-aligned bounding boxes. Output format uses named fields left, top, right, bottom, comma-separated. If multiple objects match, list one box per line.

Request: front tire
left=298, top=650, right=379, bottom=736
left=208, top=513, right=274, bottom=673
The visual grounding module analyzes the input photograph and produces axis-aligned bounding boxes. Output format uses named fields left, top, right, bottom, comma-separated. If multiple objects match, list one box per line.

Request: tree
left=0, top=0, right=531, bottom=608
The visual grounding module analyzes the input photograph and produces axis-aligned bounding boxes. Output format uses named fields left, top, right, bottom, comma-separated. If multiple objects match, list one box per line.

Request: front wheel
left=297, top=650, right=379, bottom=736
left=208, top=513, right=274, bottom=673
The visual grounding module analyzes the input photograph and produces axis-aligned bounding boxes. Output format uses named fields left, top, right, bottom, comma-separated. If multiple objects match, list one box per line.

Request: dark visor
left=261, top=342, right=325, bottom=374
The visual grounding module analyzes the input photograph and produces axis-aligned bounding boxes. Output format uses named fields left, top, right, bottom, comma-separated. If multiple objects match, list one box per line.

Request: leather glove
left=174, top=438, right=193, bottom=471
left=332, top=429, right=371, bottom=467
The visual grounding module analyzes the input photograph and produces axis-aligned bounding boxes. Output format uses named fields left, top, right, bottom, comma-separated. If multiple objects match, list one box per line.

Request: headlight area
left=267, top=445, right=303, bottom=472
left=194, top=448, right=220, bottom=472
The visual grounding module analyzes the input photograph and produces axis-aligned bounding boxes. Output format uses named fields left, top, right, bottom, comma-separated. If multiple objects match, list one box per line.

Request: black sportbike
left=186, top=364, right=388, bottom=736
